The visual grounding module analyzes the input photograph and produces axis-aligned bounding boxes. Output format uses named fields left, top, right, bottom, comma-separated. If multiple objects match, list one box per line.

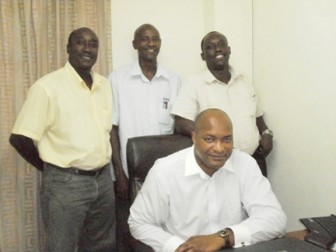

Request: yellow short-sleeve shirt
left=12, top=62, right=113, bottom=170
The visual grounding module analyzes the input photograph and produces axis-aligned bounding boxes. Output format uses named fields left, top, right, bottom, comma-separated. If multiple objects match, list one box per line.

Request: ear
left=66, top=43, right=70, bottom=54
left=132, top=40, right=137, bottom=50
left=200, top=52, right=205, bottom=61
left=191, top=131, right=196, bottom=145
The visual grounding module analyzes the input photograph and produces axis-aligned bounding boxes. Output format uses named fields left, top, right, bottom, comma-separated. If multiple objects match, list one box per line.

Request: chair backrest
left=127, top=134, right=193, bottom=203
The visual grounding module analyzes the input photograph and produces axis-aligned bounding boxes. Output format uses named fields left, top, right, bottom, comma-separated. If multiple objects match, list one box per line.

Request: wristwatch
left=261, top=129, right=273, bottom=137
left=218, top=228, right=231, bottom=248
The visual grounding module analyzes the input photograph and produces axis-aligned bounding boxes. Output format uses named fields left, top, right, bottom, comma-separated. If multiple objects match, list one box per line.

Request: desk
left=224, top=230, right=327, bottom=252
left=131, top=230, right=312, bottom=252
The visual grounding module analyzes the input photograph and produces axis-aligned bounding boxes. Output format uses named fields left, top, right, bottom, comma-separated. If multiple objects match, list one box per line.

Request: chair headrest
left=127, top=134, right=193, bottom=180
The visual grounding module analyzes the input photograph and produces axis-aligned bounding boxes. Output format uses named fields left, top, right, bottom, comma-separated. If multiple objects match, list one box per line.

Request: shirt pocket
left=236, top=93, right=257, bottom=117
left=158, top=97, right=173, bottom=125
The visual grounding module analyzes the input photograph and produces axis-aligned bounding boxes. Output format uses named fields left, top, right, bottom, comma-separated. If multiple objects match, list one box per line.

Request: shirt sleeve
left=171, top=77, right=199, bottom=121
left=230, top=157, right=287, bottom=246
left=255, top=90, right=264, bottom=117
left=247, top=77, right=263, bottom=118
left=128, top=165, right=185, bottom=251
left=11, top=82, right=50, bottom=141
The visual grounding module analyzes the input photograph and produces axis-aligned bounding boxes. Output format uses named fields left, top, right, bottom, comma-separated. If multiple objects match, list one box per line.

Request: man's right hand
left=115, top=171, right=129, bottom=200
left=175, top=234, right=225, bottom=252
left=9, top=134, right=44, bottom=171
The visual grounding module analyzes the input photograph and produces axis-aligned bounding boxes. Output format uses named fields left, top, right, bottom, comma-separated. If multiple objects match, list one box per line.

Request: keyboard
left=300, top=215, right=336, bottom=251
left=300, top=214, right=336, bottom=238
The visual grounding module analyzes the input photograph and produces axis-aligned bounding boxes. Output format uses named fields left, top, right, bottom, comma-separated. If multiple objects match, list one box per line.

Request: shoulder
left=37, top=66, right=65, bottom=81
left=114, top=62, right=135, bottom=73
left=109, top=63, right=135, bottom=79
left=93, top=71, right=109, bottom=82
left=149, top=147, right=190, bottom=178
left=229, top=149, right=260, bottom=175
left=160, top=65, right=179, bottom=76
left=32, top=67, right=66, bottom=92
left=183, top=70, right=207, bottom=86
left=158, top=65, right=181, bottom=82
left=230, top=67, right=253, bottom=85
left=186, top=69, right=206, bottom=81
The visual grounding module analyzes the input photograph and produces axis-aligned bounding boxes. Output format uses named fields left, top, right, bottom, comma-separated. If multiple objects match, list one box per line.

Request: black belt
left=47, top=163, right=108, bottom=176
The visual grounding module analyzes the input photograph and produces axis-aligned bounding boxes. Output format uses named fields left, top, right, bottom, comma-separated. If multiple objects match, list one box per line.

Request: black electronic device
left=300, top=214, right=336, bottom=251
left=224, top=236, right=327, bottom=252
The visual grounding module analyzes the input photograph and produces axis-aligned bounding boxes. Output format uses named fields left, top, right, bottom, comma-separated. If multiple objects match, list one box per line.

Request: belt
left=47, top=163, right=108, bottom=176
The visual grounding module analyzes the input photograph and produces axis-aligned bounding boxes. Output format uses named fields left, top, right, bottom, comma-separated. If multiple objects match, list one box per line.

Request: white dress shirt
left=109, top=62, right=181, bottom=177
left=128, top=147, right=287, bottom=252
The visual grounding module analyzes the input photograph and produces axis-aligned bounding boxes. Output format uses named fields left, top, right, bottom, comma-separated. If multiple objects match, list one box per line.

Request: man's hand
left=9, top=134, right=44, bottom=171
left=175, top=234, right=225, bottom=252
left=115, top=171, right=129, bottom=200
left=256, top=134, right=273, bottom=157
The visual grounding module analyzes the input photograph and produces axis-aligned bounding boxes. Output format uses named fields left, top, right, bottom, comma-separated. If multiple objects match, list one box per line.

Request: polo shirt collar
left=130, top=61, right=169, bottom=80
left=65, top=61, right=101, bottom=90
left=204, top=66, right=242, bottom=85
left=185, top=146, right=235, bottom=179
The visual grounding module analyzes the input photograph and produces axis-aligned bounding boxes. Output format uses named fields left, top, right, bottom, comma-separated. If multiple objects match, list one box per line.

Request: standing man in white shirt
left=172, top=31, right=273, bottom=177
left=108, top=23, right=181, bottom=251
left=129, top=108, right=286, bottom=252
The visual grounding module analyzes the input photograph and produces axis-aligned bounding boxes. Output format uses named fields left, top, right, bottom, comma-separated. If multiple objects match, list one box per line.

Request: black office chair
left=125, top=134, right=193, bottom=252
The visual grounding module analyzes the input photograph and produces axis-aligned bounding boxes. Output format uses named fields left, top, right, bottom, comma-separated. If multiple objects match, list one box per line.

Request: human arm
left=176, top=229, right=235, bottom=252
left=108, top=71, right=129, bottom=199
left=128, top=166, right=185, bottom=252
left=9, top=134, right=44, bottom=171
left=231, top=155, right=287, bottom=246
left=111, top=125, right=129, bottom=200
left=171, top=77, right=199, bottom=136
left=255, top=116, right=273, bottom=157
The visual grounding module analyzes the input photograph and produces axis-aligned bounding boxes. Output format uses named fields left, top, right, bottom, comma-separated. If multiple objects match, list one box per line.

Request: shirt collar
left=204, top=66, right=242, bottom=85
left=130, top=61, right=169, bottom=81
left=65, top=61, right=101, bottom=90
left=185, top=146, right=235, bottom=179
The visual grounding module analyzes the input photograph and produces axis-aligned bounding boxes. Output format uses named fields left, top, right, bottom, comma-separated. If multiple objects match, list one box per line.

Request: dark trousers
left=41, top=163, right=116, bottom=252
left=252, top=152, right=268, bottom=177
left=115, top=197, right=132, bottom=252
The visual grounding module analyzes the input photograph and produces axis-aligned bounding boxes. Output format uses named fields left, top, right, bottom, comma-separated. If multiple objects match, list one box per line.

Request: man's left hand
left=256, top=134, right=273, bottom=157
left=175, top=234, right=224, bottom=252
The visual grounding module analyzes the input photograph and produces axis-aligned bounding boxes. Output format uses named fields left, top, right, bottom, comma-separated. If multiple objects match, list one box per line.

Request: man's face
left=67, top=28, right=98, bottom=71
left=133, top=27, right=161, bottom=62
left=201, top=32, right=231, bottom=71
left=192, top=112, right=233, bottom=176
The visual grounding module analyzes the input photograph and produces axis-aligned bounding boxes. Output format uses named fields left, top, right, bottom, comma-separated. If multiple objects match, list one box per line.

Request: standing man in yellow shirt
left=9, top=27, right=115, bottom=252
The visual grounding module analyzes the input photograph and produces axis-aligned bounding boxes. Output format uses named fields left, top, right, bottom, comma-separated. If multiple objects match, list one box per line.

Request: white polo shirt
left=109, top=62, right=181, bottom=177
left=171, top=67, right=263, bottom=155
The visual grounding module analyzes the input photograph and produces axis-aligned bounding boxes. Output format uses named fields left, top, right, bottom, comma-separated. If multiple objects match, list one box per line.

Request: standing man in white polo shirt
left=172, top=31, right=273, bottom=177
left=108, top=23, right=181, bottom=251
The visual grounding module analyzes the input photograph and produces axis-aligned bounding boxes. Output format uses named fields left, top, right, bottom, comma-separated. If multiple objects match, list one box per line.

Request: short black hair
left=133, top=24, right=160, bottom=40
left=67, top=27, right=98, bottom=45
left=200, top=31, right=227, bottom=52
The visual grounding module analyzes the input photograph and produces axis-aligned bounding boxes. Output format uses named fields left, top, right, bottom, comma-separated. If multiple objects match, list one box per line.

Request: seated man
left=128, top=108, right=286, bottom=252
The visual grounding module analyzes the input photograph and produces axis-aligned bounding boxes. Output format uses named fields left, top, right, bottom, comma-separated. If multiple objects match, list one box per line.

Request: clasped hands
left=175, top=233, right=225, bottom=252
